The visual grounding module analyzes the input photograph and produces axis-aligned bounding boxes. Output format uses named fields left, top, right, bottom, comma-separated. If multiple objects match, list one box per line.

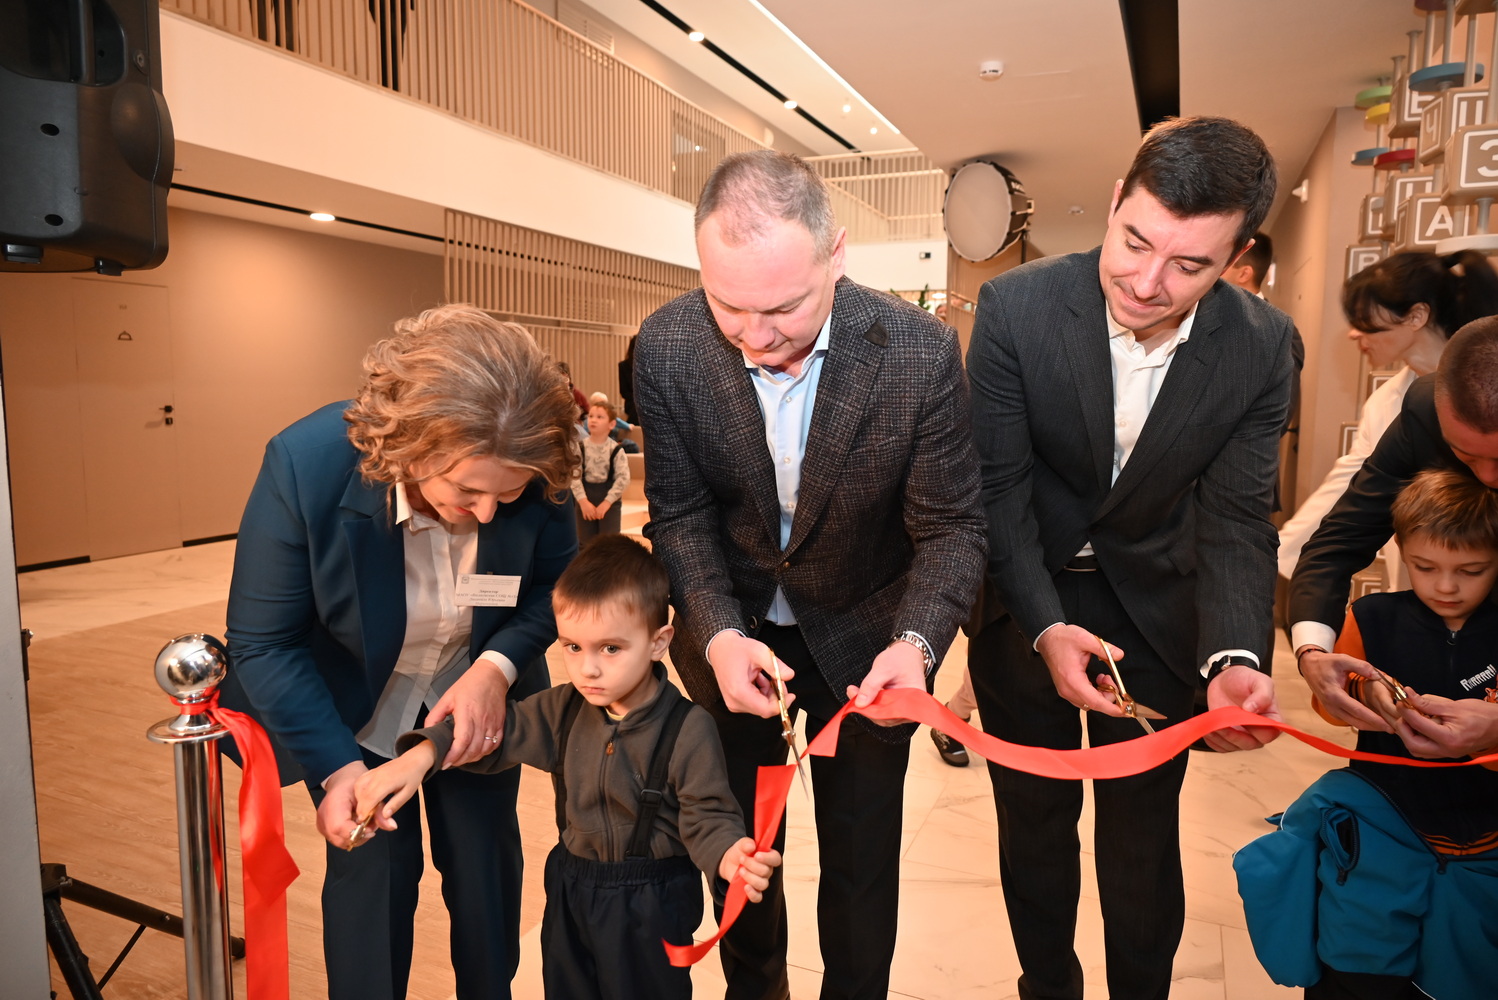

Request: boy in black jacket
left=355, top=535, right=781, bottom=999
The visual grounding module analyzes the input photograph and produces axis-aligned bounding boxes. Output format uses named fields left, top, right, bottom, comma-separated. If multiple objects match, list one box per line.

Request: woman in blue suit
left=224, top=305, right=580, bottom=1000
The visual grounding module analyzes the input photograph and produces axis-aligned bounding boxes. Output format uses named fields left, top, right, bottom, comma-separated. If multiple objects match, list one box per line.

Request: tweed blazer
left=967, top=249, right=1294, bottom=680
left=635, top=277, right=986, bottom=718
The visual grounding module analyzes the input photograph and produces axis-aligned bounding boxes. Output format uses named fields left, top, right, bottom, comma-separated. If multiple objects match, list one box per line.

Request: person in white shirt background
left=1278, top=250, right=1498, bottom=590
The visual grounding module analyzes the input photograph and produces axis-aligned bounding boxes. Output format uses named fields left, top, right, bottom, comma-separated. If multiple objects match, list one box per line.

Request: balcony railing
left=807, top=149, right=946, bottom=243
left=163, top=0, right=765, bottom=203
left=445, top=208, right=699, bottom=400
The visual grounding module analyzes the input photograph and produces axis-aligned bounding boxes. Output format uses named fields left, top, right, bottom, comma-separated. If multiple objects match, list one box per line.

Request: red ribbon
left=663, top=687, right=1498, bottom=966
left=174, top=695, right=300, bottom=1000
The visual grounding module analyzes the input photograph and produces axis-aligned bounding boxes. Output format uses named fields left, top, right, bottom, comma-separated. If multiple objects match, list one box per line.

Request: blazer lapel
left=1096, top=295, right=1224, bottom=520
left=1061, top=278, right=1115, bottom=496
left=786, top=283, right=882, bottom=555
left=339, top=475, right=406, bottom=687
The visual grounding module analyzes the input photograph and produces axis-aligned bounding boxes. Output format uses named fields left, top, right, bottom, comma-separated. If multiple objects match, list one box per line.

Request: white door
left=71, top=278, right=182, bottom=559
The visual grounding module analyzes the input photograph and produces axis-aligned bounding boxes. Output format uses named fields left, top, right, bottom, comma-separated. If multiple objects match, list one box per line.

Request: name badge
left=455, top=574, right=521, bottom=607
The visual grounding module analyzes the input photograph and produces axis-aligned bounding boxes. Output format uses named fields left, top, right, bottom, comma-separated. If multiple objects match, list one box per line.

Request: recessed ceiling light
left=309, top=212, right=335, bottom=222
left=688, top=30, right=705, bottom=42
left=784, top=99, right=798, bottom=110
left=869, top=126, right=878, bottom=135
left=841, top=103, right=852, bottom=114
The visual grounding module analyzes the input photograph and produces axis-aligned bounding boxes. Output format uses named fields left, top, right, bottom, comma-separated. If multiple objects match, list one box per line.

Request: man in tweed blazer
left=966, top=118, right=1290, bottom=1000
left=636, top=150, right=985, bottom=1000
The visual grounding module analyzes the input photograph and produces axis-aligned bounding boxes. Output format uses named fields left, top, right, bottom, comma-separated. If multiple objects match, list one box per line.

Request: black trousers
left=1304, top=966, right=1420, bottom=1000
left=539, top=846, right=701, bottom=1000
left=311, top=744, right=523, bottom=1000
left=969, top=569, right=1196, bottom=1000
left=708, top=623, right=911, bottom=1000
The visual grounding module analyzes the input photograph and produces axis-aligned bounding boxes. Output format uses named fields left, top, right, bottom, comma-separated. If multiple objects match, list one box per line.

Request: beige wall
left=1264, top=106, right=1370, bottom=510
left=0, top=207, right=444, bottom=566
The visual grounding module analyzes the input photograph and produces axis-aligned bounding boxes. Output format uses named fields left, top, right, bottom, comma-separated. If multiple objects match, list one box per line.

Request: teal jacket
left=1234, top=767, right=1498, bottom=996
left=222, top=401, right=576, bottom=786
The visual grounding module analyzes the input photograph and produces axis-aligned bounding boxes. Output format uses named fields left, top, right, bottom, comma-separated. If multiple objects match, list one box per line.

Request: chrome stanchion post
left=147, top=634, right=234, bottom=1000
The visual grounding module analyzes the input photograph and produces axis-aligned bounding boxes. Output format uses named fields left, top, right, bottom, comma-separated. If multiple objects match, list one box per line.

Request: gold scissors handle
left=1368, top=666, right=1409, bottom=705
left=346, top=806, right=378, bottom=851
left=768, top=654, right=812, bottom=798
left=1093, top=634, right=1164, bottom=734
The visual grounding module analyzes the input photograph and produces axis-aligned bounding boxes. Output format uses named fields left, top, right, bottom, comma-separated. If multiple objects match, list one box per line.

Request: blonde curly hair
left=344, top=305, right=580, bottom=499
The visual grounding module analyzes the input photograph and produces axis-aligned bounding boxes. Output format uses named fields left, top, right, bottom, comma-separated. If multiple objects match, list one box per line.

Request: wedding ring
left=483, top=735, right=499, bottom=742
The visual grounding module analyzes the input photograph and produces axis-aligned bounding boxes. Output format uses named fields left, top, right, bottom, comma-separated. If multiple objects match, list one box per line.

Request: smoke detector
left=979, top=60, right=1004, bottom=80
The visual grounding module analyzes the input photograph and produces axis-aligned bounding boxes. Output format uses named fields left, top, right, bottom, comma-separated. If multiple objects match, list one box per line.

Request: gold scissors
left=1368, top=666, right=1409, bottom=705
left=768, top=655, right=811, bottom=798
left=1093, top=635, right=1165, bottom=735
left=346, top=806, right=378, bottom=852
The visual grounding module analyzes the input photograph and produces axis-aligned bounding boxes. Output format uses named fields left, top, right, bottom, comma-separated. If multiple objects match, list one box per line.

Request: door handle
left=160, top=404, right=174, bottom=426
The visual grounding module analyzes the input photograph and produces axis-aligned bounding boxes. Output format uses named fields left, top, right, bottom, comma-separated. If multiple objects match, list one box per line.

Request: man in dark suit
left=634, top=150, right=986, bottom=1000
left=1289, top=317, right=1498, bottom=757
left=966, top=117, right=1290, bottom=1000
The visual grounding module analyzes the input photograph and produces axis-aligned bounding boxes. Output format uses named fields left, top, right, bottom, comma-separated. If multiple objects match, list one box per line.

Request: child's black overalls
left=540, top=689, right=701, bottom=1000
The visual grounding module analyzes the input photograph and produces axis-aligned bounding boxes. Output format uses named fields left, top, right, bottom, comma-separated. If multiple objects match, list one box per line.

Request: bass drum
left=943, top=160, right=1033, bottom=262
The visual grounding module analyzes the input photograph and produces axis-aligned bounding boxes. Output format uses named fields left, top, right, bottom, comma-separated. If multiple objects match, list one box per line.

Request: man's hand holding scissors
left=707, top=630, right=796, bottom=717
left=1035, top=624, right=1127, bottom=716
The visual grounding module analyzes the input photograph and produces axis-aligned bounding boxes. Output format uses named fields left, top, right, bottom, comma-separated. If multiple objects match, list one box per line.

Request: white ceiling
left=751, top=0, right=1462, bottom=253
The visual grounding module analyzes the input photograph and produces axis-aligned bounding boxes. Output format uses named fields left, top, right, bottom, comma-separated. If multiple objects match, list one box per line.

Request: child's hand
left=718, top=837, right=783, bottom=903
left=352, top=741, right=436, bottom=835
left=579, top=500, right=599, bottom=521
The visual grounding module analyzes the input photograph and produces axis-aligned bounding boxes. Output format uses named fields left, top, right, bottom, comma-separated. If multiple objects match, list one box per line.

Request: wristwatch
left=891, top=631, right=936, bottom=676
left=1205, top=653, right=1258, bottom=685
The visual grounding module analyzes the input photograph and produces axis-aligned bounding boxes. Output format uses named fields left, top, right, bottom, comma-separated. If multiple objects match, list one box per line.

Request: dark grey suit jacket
left=635, top=277, right=986, bottom=725
left=967, top=249, right=1294, bottom=682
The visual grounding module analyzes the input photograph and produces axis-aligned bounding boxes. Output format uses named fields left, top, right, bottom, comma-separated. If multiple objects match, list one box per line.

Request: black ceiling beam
left=1118, top=0, right=1180, bottom=133
left=637, top=0, right=857, bottom=151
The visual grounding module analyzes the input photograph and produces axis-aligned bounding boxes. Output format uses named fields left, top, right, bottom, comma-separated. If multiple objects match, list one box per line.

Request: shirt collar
left=393, top=483, right=439, bottom=533
left=1105, top=303, right=1197, bottom=352
left=742, top=310, right=834, bottom=375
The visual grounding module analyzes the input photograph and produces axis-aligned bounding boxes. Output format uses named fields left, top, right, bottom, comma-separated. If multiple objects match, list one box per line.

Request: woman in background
left=1278, top=250, right=1498, bottom=586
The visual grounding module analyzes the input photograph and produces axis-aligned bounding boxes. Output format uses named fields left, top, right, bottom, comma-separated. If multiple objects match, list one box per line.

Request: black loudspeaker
left=0, top=0, right=174, bottom=275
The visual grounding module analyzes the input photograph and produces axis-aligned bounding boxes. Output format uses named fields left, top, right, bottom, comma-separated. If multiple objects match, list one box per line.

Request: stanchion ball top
left=155, top=634, right=229, bottom=700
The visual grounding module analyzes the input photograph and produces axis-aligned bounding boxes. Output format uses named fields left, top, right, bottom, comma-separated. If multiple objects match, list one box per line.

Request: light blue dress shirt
left=743, top=313, right=833, bottom=625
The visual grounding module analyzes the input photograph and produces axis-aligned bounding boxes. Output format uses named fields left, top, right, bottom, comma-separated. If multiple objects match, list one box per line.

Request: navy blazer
left=222, top=401, right=577, bottom=786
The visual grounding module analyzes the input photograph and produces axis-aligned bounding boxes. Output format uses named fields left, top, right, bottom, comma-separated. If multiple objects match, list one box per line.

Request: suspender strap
left=551, top=687, right=585, bottom=837
left=625, top=698, right=693, bottom=859
left=603, top=443, right=624, bottom=489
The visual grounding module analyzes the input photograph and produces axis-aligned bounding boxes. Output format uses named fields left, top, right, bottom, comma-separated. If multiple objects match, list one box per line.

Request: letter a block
left=1393, top=194, right=1468, bottom=251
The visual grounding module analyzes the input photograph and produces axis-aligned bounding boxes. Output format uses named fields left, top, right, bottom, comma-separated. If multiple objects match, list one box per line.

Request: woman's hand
left=424, top=660, right=511, bottom=768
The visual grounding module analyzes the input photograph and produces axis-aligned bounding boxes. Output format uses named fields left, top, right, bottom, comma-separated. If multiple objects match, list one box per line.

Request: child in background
left=588, top=390, right=640, bottom=452
left=573, top=400, right=630, bottom=540
left=1235, top=468, right=1498, bottom=999
left=354, top=535, right=780, bottom=1000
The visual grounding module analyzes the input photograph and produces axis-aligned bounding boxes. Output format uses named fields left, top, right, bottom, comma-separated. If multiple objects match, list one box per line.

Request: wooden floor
left=30, top=600, right=560, bottom=999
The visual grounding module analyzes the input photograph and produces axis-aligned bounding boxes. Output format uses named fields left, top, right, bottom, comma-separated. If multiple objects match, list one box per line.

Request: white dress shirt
left=1038, top=304, right=1260, bottom=677
left=1285, top=367, right=1418, bottom=656
left=355, top=485, right=517, bottom=760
